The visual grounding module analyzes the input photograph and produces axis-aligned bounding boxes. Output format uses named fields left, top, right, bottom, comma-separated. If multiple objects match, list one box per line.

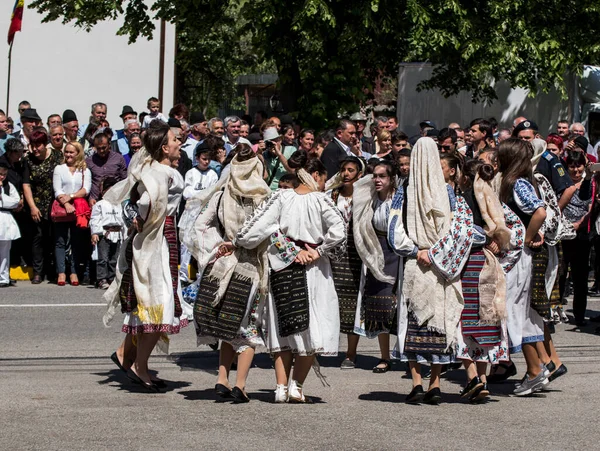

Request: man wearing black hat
left=62, top=109, right=79, bottom=143
left=512, top=119, right=539, bottom=142
left=112, top=106, right=138, bottom=147
left=189, top=112, right=209, bottom=142
left=12, top=108, right=42, bottom=147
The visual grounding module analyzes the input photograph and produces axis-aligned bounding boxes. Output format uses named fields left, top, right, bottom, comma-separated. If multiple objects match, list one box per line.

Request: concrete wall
left=0, top=2, right=175, bottom=128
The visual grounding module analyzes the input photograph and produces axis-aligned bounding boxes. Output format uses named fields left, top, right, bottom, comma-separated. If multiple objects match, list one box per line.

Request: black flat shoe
left=215, top=383, right=233, bottom=398
left=372, top=359, right=390, bottom=373
left=460, top=376, right=483, bottom=398
left=231, top=386, right=250, bottom=403
left=487, top=361, right=517, bottom=383
left=548, top=364, right=568, bottom=382
left=127, top=370, right=159, bottom=392
left=423, top=387, right=442, bottom=405
left=151, top=379, right=167, bottom=389
left=110, top=352, right=127, bottom=373
left=406, top=385, right=425, bottom=403
left=469, top=383, right=489, bottom=403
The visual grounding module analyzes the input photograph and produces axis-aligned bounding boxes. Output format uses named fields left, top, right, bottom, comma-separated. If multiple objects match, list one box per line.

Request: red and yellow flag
left=8, top=0, right=24, bottom=45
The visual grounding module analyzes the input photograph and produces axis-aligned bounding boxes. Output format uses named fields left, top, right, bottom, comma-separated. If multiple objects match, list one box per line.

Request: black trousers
left=96, top=237, right=120, bottom=282
left=559, top=239, right=591, bottom=324
left=31, top=217, right=55, bottom=280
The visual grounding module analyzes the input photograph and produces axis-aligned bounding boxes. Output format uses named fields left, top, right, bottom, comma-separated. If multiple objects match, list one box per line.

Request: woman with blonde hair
left=52, top=141, right=92, bottom=286
left=374, top=129, right=393, bottom=159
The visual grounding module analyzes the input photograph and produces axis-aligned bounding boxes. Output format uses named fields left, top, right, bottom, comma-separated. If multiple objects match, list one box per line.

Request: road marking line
left=0, top=303, right=105, bottom=307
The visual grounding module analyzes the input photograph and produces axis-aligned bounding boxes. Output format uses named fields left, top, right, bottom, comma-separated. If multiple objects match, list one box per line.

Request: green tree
left=30, top=0, right=600, bottom=127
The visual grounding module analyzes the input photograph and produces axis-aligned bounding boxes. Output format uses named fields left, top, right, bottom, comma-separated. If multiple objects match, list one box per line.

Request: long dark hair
left=144, top=121, right=171, bottom=161
left=498, top=138, right=535, bottom=203
left=288, top=149, right=327, bottom=176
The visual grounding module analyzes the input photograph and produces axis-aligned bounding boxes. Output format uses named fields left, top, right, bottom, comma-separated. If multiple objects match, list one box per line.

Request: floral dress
left=24, top=150, right=63, bottom=218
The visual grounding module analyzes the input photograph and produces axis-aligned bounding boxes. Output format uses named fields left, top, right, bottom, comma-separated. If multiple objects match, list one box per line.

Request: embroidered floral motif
left=270, top=230, right=301, bottom=265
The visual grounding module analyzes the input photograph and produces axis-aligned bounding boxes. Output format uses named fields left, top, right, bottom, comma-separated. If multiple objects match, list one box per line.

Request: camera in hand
left=265, top=141, right=276, bottom=151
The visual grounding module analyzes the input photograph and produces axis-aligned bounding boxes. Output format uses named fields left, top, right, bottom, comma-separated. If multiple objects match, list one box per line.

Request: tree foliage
left=31, top=0, right=600, bottom=127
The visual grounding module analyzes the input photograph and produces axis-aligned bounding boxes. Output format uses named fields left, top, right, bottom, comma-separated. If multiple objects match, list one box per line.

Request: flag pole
left=6, top=41, right=13, bottom=116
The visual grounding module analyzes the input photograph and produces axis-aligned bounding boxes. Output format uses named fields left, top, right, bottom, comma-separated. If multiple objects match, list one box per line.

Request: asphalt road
left=1, top=283, right=600, bottom=450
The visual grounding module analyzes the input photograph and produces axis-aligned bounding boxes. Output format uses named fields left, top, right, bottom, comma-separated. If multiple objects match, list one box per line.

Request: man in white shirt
left=222, top=115, right=251, bottom=155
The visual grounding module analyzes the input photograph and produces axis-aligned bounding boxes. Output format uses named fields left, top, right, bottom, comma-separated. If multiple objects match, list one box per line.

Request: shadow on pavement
left=178, top=388, right=324, bottom=404
left=358, top=391, right=500, bottom=405
left=93, top=369, right=191, bottom=394
left=169, top=351, right=275, bottom=373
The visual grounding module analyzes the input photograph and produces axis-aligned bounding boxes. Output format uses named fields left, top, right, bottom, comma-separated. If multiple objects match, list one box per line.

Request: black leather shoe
left=231, top=386, right=250, bottom=403
left=470, top=383, right=489, bottom=403
left=31, top=275, right=42, bottom=285
left=372, top=359, right=390, bottom=373
left=405, top=385, right=425, bottom=403
left=215, top=383, right=233, bottom=398
left=110, top=352, right=127, bottom=373
left=460, top=376, right=483, bottom=398
left=548, top=364, right=567, bottom=382
left=423, top=387, right=442, bottom=405
left=487, top=361, right=517, bottom=383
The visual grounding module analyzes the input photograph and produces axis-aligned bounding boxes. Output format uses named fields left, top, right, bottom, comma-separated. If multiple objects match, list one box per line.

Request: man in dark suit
left=320, top=119, right=357, bottom=179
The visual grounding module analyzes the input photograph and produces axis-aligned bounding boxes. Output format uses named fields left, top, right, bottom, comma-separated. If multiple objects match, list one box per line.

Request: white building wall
left=0, top=2, right=175, bottom=128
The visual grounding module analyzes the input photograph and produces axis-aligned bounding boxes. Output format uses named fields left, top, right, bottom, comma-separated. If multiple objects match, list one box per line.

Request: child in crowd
left=90, top=177, right=126, bottom=290
left=179, top=143, right=219, bottom=284
left=0, top=163, right=21, bottom=287
left=278, top=173, right=299, bottom=189
left=142, top=97, right=169, bottom=128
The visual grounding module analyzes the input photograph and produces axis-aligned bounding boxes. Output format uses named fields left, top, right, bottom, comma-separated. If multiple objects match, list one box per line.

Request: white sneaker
left=274, top=384, right=288, bottom=403
left=287, top=379, right=307, bottom=403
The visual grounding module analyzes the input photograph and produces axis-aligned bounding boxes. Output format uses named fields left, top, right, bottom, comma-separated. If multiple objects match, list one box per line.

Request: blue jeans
left=54, top=221, right=85, bottom=275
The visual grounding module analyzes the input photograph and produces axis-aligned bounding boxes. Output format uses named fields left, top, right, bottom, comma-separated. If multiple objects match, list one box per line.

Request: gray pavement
left=1, top=283, right=600, bottom=450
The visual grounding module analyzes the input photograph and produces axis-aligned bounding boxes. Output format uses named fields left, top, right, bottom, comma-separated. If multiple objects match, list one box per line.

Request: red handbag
left=50, top=199, right=76, bottom=222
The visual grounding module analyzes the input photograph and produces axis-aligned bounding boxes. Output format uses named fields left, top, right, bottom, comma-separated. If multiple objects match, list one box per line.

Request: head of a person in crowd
left=545, top=133, right=563, bottom=158
left=437, top=127, right=457, bottom=153
left=49, top=125, right=65, bottom=151
left=128, top=132, right=143, bottom=154
left=339, top=156, right=363, bottom=187
left=101, top=119, right=110, bottom=129
left=179, top=120, right=190, bottom=143
left=17, top=101, right=31, bottom=117
left=278, top=173, right=299, bottom=189
left=47, top=114, right=62, bottom=129
left=350, top=112, right=367, bottom=134
left=29, top=127, right=49, bottom=160
left=419, top=120, right=436, bottom=137
left=320, top=129, right=335, bottom=147
left=426, top=128, right=440, bottom=144
left=387, top=116, right=399, bottom=131
left=512, top=116, right=527, bottom=130
left=440, top=152, right=461, bottom=187
left=468, top=118, right=493, bottom=147
left=93, top=132, right=112, bottom=160
left=448, top=122, right=464, bottom=138
left=203, top=134, right=226, bottom=164
left=460, top=158, right=495, bottom=192
left=168, top=118, right=184, bottom=147
left=62, top=109, right=79, bottom=142
left=298, top=129, right=315, bottom=152
left=281, top=124, right=295, bottom=146
left=0, top=112, right=7, bottom=133
left=64, top=141, right=86, bottom=170
left=21, top=108, right=42, bottom=138
left=392, top=132, right=410, bottom=152
left=83, top=120, right=102, bottom=145
left=372, top=160, right=398, bottom=198
left=570, top=122, right=586, bottom=137
left=376, top=129, right=392, bottom=155
left=144, top=121, right=181, bottom=167
left=557, top=120, right=570, bottom=138
left=254, top=110, right=267, bottom=128
left=288, top=149, right=328, bottom=192
left=309, top=135, right=327, bottom=159
left=189, top=112, right=208, bottom=140
left=123, top=119, right=141, bottom=141
left=5, top=117, right=14, bottom=134
left=336, top=119, right=357, bottom=148
left=488, top=117, right=499, bottom=134
left=497, top=128, right=512, bottom=143
left=169, top=103, right=189, bottom=122
left=263, top=127, right=282, bottom=156
left=397, top=148, right=411, bottom=178
left=100, top=176, right=119, bottom=199
left=147, top=97, right=161, bottom=114
left=120, top=105, right=137, bottom=124
left=478, top=148, right=499, bottom=174
left=4, top=138, right=25, bottom=164
left=194, top=144, right=212, bottom=171
left=90, top=102, right=107, bottom=123
left=268, top=116, right=282, bottom=131
left=512, top=120, right=538, bottom=142
left=374, top=116, right=388, bottom=134
left=247, top=132, right=263, bottom=153
left=223, top=116, right=242, bottom=142
left=208, top=117, right=225, bottom=137
left=239, top=120, right=250, bottom=138
left=565, top=150, right=587, bottom=184
left=571, top=135, right=589, bottom=154
left=497, top=138, right=534, bottom=201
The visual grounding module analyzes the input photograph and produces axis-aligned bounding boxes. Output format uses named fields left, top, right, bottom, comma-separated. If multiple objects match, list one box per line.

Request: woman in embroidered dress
left=179, top=144, right=271, bottom=403
left=398, top=137, right=473, bottom=404
left=104, top=121, right=193, bottom=391
left=454, top=159, right=513, bottom=402
left=351, top=160, right=419, bottom=373
left=327, top=157, right=365, bottom=369
left=221, top=150, right=346, bottom=403
left=497, top=138, right=550, bottom=396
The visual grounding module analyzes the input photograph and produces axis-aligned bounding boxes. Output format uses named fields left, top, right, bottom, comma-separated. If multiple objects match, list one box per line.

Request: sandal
left=372, top=359, right=390, bottom=374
